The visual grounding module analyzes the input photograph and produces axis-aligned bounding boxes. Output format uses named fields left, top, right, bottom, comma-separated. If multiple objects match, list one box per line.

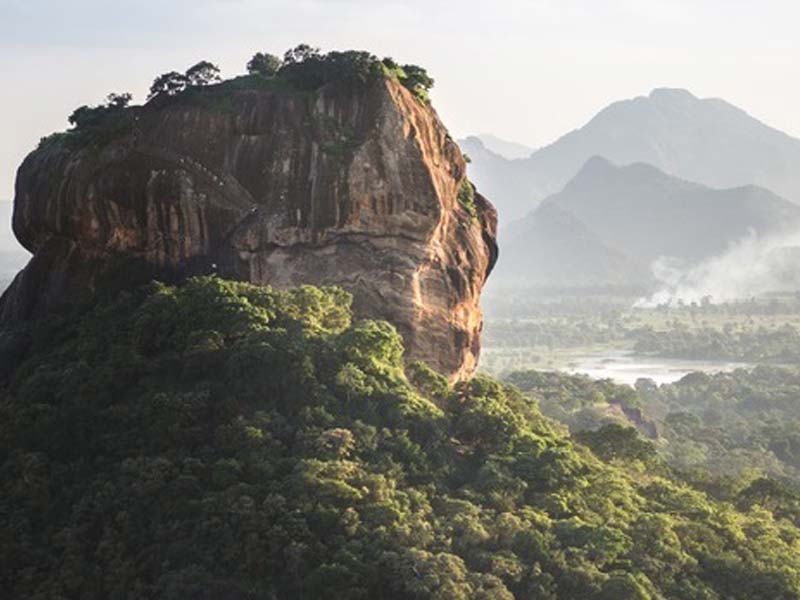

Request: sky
left=1, top=0, right=799, bottom=199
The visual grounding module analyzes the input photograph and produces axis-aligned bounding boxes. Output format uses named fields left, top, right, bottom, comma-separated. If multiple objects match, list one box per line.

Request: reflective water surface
left=564, top=349, right=750, bottom=386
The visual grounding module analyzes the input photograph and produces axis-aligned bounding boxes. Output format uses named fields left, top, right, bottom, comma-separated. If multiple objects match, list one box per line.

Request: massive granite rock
left=1, top=75, right=497, bottom=380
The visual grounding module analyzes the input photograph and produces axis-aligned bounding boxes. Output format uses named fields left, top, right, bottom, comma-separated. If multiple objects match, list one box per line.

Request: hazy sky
left=2, top=0, right=799, bottom=199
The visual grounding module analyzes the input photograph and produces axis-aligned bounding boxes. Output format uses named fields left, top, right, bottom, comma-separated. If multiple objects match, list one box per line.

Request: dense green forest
left=3, top=277, right=800, bottom=598
left=638, top=367, right=800, bottom=484
left=507, top=367, right=800, bottom=492
left=632, top=323, right=800, bottom=362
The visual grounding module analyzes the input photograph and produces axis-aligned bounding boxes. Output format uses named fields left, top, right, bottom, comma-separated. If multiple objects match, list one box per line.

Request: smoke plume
left=636, top=229, right=800, bottom=306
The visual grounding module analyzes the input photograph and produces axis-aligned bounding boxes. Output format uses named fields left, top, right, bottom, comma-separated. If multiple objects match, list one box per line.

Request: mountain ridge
left=469, top=133, right=535, bottom=159
left=495, top=157, right=800, bottom=288
left=464, top=88, right=800, bottom=224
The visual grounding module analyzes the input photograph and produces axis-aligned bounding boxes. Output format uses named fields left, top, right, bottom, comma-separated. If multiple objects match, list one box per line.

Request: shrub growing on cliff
left=400, top=63, right=434, bottom=101
left=380, top=58, right=435, bottom=102
left=141, top=46, right=434, bottom=104
left=186, top=60, right=222, bottom=86
left=37, top=131, right=71, bottom=150
left=68, top=92, right=132, bottom=129
left=283, top=42, right=322, bottom=65
left=458, top=177, right=478, bottom=218
left=148, top=70, right=189, bottom=99
left=278, top=45, right=381, bottom=90
left=148, top=61, right=221, bottom=100
left=272, top=45, right=435, bottom=101
left=45, top=92, right=136, bottom=150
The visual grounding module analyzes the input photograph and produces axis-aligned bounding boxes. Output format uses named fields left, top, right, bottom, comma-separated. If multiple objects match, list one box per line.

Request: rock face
left=1, top=76, right=497, bottom=380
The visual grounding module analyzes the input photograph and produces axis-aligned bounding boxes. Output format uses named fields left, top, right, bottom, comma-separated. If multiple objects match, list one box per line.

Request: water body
left=564, top=349, right=750, bottom=386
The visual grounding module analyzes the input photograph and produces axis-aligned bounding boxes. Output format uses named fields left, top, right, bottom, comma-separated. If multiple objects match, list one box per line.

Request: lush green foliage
left=3, top=277, right=800, bottom=598
left=274, top=45, right=434, bottom=101
left=507, top=366, right=800, bottom=489
left=458, top=178, right=478, bottom=219
left=185, top=61, right=222, bottom=87
left=633, top=322, right=800, bottom=362
left=49, top=46, right=434, bottom=157
left=36, top=92, right=136, bottom=152
left=381, top=58, right=435, bottom=102
left=247, top=52, right=283, bottom=77
left=574, top=424, right=658, bottom=464
left=505, top=370, right=643, bottom=433
left=148, top=61, right=221, bottom=100
left=638, top=366, right=800, bottom=484
left=278, top=46, right=381, bottom=90
left=68, top=92, right=132, bottom=129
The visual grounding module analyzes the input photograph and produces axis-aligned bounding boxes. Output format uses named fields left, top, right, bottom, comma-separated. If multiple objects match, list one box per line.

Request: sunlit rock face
left=1, top=76, right=497, bottom=380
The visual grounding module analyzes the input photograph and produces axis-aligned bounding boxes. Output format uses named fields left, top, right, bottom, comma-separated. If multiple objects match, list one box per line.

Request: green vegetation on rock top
left=36, top=45, right=435, bottom=156
left=3, top=276, right=800, bottom=598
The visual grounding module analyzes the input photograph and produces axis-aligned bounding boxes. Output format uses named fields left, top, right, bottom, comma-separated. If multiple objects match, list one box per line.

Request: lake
left=564, top=349, right=751, bottom=386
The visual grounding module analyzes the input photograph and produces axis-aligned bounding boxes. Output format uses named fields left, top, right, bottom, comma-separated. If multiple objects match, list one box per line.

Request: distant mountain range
left=462, top=88, right=800, bottom=224
left=497, top=200, right=651, bottom=289
left=494, top=157, right=800, bottom=288
left=469, top=133, right=534, bottom=160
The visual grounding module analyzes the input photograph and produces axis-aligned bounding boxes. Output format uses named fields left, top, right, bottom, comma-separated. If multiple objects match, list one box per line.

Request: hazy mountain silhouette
left=465, top=88, right=800, bottom=224
left=495, top=157, right=800, bottom=288
left=496, top=201, right=651, bottom=288
left=471, top=133, right=534, bottom=159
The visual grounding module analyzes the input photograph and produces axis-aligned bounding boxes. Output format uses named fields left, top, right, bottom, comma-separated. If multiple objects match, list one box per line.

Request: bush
left=68, top=92, right=132, bottom=129
left=247, top=52, right=282, bottom=77
left=458, top=178, right=478, bottom=218
left=148, top=61, right=221, bottom=100
left=278, top=46, right=382, bottom=90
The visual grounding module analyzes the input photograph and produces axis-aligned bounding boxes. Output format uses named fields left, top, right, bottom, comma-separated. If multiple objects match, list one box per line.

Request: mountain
left=466, top=88, right=800, bottom=224
left=496, top=200, right=651, bottom=288
left=496, top=157, right=800, bottom=287
left=470, top=133, right=534, bottom=159
left=0, top=59, right=497, bottom=381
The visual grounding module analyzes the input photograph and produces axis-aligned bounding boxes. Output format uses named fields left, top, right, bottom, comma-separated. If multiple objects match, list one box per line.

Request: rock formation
left=1, top=74, right=497, bottom=380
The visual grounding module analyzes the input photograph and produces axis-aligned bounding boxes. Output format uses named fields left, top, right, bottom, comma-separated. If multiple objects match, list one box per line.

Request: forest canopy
left=2, top=277, right=800, bottom=599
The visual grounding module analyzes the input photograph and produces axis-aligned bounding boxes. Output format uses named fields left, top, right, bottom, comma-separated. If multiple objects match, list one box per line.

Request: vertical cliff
left=1, top=74, right=497, bottom=380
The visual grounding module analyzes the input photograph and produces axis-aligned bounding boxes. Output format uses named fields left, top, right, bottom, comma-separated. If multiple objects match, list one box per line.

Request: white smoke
left=636, top=229, right=800, bottom=307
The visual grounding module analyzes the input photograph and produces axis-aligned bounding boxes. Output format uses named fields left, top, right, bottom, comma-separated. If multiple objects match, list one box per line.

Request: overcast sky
left=1, top=0, right=799, bottom=199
